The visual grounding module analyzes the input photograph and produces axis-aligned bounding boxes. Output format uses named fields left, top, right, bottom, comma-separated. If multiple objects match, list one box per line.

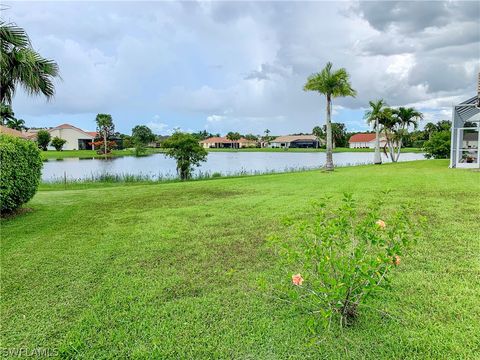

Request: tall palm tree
left=304, top=62, right=356, bottom=171
left=6, top=117, right=26, bottom=131
left=0, top=103, right=15, bottom=126
left=364, top=99, right=387, bottom=164
left=0, top=21, right=59, bottom=105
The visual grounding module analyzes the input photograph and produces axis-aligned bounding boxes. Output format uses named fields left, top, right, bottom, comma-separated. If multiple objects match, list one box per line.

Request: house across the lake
left=269, top=135, right=320, bottom=148
left=26, top=124, right=98, bottom=150
left=200, top=137, right=257, bottom=148
left=348, top=133, right=387, bottom=149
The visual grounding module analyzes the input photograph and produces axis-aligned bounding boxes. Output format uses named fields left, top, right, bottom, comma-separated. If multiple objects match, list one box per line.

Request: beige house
left=27, top=124, right=97, bottom=150
left=269, top=135, right=320, bottom=148
left=200, top=136, right=258, bottom=149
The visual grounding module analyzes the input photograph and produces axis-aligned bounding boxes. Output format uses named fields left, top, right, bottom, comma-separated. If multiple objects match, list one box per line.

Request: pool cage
left=450, top=95, right=480, bottom=168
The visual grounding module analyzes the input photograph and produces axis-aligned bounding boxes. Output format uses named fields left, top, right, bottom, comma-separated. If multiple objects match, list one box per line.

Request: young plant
left=50, top=136, right=67, bottom=151
left=268, top=193, right=423, bottom=329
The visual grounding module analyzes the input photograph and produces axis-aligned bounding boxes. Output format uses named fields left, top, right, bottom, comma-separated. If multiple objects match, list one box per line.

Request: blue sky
left=4, top=1, right=480, bottom=135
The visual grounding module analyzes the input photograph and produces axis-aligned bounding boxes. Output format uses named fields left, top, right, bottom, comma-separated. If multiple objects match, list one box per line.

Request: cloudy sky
left=4, top=1, right=480, bottom=135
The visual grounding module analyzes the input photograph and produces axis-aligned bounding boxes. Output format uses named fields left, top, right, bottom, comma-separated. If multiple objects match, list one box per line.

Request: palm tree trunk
left=325, top=95, right=334, bottom=171
left=104, top=132, right=107, bottom=156
left=374, top=118, right=382, bottom=164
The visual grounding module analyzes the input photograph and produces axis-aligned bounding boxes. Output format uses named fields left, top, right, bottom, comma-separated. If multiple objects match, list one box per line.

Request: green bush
left=267, top=193, right=423, bottom=330
left=423, top=131, right=450, bottom=159
left=51, top=136, right=67, bottom=151
left=412, top=140, right=425, bottom=148
left=37, top=130, right=51, bottom=151
left=0, top=135, right=43, bottom=213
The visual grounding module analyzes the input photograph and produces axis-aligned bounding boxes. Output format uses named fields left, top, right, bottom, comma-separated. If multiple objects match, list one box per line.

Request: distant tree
left=322, top=123, right=347, bottom=148
left=131, top=125, right=155, bottom=156
left=6, top=118, right=26, bottom=131
left=162, top=132, right=208, bottom=180
left=36, top=129, right=51, bottom=151
left=50, top=136, right=67, bottom=151
left=0, top=21, right=59, bottom=105
left=226, top=131, right=241, bottom=149
left=95, top=114, right=114, bottom=155
left=264, top=129, right=270, bottom=137
left=304, top=62, right=356, bottom=170
left=312, top=126, right=324, bottom=142
left=0, top=104, right=15, bottom=126
left=436, top=120, right=451, bottom=132
left=191, top=130, right=211, bottom=140
left=119, top=134, right=133, bottom=149
left=424, top=122, right=438, bottom=139
left=244, top=133, right=258, bottom=141
left=423, top=131, right=450, bottom=159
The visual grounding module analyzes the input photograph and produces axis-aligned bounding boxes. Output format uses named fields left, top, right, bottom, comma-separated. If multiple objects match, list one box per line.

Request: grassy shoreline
left=41, top=147, right=423, bottom=159
left=2, top=160, right=479, bottom=358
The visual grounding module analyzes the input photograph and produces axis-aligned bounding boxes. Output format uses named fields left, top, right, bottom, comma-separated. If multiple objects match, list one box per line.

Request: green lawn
left=40, top=147, right=423, bottom=159
left=1, top=161, right=479, bottom=358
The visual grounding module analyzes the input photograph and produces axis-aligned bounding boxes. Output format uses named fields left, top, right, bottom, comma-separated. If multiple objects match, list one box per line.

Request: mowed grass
left=1, top=160, right=479, bottom=359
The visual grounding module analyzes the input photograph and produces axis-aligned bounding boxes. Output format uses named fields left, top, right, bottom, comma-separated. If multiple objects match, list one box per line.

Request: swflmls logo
left=0, top=347, right=58, bottom=358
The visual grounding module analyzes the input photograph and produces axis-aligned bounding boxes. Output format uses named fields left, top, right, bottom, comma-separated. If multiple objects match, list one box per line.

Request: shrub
left=0, top=134, right=43, bottom=213
left=37, top=130, right=51, bottom=151
left=268, top=193, right=423, bottom=329
left=423, top=131, right=450, bottom=159
left=50, top=136, right=67, bottom=151
left=162, top=132, right=207, bottom=180
left=412, top=140, right=425, bottom=148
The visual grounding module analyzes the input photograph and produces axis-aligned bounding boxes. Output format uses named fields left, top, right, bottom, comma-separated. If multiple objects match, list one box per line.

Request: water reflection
left=41, top=151, right=427, bottom=182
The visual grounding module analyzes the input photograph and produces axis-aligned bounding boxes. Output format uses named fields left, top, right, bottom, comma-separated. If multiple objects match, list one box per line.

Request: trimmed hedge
left=0, top=134, right=43, bottom=213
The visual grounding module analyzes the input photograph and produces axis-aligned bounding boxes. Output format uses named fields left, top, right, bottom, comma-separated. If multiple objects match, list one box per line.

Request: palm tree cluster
left=304, top=62, right=423, bottom=169
left=0, top=20, right=59, bottom=106
left=0, top=103, right=26, bottom=130
left=364, top=101, right=423, bottom=162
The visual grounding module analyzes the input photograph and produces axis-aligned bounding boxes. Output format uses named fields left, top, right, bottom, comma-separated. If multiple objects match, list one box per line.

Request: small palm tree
left=424, top=122, right=438, bottom=139
left=0, top=104, right=15, bottom=126
left=364, top=99, right=387, bottom=164
left=95, top=114, right=114, bottom=155
left=226, top=131, right=241, bottom=149
left=304, top=62, right=356, bottom=171
left=6, top=118, right=26, bottom=131
left=392, top=107, right=423, bottom=160
left=0, top=21, right=59, bottom=105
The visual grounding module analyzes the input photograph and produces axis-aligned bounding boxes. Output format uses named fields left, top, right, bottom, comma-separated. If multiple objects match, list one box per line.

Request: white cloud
left=4, top=1, right=479, bottom=134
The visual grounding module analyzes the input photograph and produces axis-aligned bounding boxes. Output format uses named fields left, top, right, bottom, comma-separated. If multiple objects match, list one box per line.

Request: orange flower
left=376, top=220, right=386, bottom=229
left=292, top=274, right=304, bottom=286
left=392, top=255, right=401, bottom=266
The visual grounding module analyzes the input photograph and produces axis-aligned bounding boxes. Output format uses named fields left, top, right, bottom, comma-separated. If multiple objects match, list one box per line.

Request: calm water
left=41, top=151, right=426, bottom=182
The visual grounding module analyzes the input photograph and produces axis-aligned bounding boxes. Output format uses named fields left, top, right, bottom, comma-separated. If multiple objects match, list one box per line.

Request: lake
left=41, top=151, right=427, bottom=182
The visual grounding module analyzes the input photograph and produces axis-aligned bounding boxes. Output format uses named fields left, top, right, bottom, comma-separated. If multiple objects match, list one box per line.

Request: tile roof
left=0, top=125, right=28, bottom=138
left=50, top=123, right=96, bottom=138
left=348, top=133, right=376, bottom=143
